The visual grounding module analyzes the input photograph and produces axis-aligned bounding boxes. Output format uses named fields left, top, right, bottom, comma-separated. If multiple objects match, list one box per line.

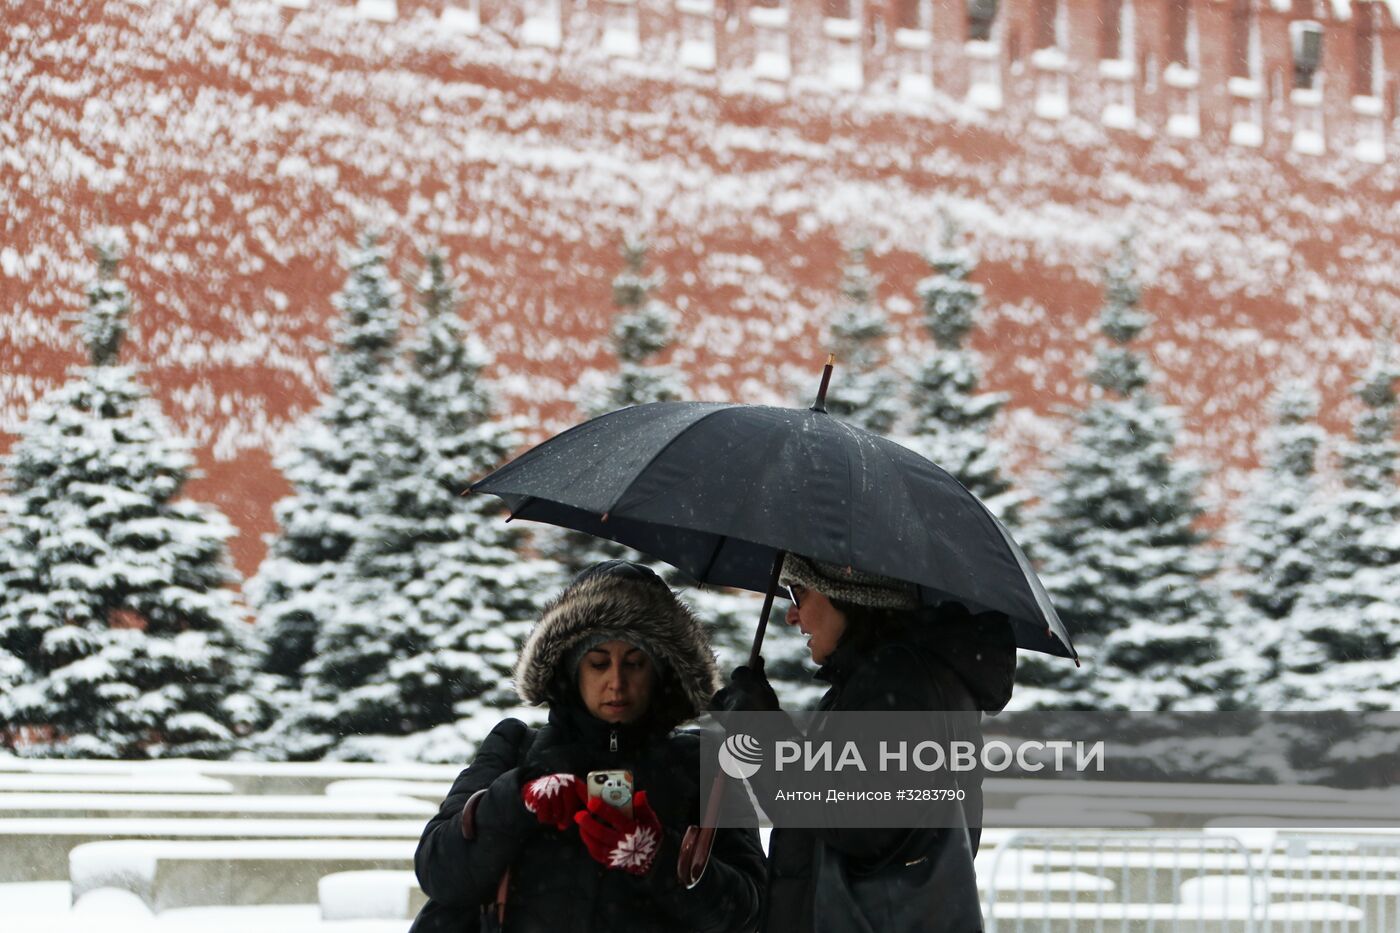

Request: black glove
left=709, top=659, right=780, bottom=712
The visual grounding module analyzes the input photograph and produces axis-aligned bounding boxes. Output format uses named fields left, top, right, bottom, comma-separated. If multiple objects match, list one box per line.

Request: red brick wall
left=2, top=0, right=1396, bottom=580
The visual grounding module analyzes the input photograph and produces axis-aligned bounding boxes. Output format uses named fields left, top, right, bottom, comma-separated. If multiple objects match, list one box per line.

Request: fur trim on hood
left=513, top=569, right=721, bottom=727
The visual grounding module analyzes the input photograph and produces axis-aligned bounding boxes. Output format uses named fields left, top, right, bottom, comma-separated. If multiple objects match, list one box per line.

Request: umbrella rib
left=505, top=495, right=537, bottom=522
left=726, top=418, right=801, bottom=555
left=874, top=439, right=941, bottom=576
left=869, top=438, right=978, bottom=593
left=696, top=533, right=728, bottom=584
left=871, top=437, right=996, bottom=598
left=601, top=405, right=735, bottom=515
left=840, top=420, right=858, bottom=569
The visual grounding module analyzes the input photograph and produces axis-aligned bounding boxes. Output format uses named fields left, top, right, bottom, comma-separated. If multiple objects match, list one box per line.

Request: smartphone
left=586, top=769, right=634, bottom=819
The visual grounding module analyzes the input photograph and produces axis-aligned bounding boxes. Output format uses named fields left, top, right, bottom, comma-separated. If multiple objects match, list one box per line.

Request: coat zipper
left=609, top=729, right=618, bottom=753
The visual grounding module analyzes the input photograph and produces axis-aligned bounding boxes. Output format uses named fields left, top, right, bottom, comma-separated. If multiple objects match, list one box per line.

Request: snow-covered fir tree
left=247, top=233, right=404, bottom=698
left=584, top=236, right=686, bottom=418
left=1225, top=381, right=1328, bottom=700
left=551, top=236, right=697, bottom=587
left=1018, top=237, right=1230, bottom=712
left=822, top=243, right=900, bottom=436
left=557, top=237, right=688, bottom=571
left=0, top=236, right=258, bottom=758
left=1260, top=346, right=1400, bottom=710
left=903, top=217, right=1021, bottom=524
left=280, top=252, right=562, bottom=759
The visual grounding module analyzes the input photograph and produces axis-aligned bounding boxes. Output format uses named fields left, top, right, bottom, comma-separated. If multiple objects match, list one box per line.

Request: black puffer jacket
left=761, top=604, right=1017, bottom=933
left=411, top=563, right=765, bottom=933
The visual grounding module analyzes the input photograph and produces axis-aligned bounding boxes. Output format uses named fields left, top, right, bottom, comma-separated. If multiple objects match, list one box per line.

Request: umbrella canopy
left=472, top=401, right=1075, bottom=661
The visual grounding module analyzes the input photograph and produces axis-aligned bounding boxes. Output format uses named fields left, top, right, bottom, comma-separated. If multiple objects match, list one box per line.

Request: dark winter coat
left=760, top=604, right=1017, bottom=933
left=410, top=565, right=766, bottom=933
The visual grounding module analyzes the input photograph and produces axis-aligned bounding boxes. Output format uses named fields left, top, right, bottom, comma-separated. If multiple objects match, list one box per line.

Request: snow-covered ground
left=7, top=882, right=404, bottom=933
left=4, top=753, right=1400, bottom=932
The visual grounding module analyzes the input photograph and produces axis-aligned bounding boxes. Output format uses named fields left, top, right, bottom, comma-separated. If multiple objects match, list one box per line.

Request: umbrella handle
left=679, top=551, right=785, bottom=887
left=747, top=551, right=787, bottom=667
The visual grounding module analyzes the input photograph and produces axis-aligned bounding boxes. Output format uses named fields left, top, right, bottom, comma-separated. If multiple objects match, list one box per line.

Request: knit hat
left=564, top=631, right=664, bottom=687
left=779, top=554, right=921, bottom=610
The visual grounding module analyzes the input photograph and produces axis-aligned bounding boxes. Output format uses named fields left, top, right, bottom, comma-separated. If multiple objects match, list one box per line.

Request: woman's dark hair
left=829, top=598, right=926, bottom=657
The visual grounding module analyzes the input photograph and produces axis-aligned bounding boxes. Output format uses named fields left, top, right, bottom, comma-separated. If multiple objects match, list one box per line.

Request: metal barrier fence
left=1260, top=833, right=1400, bottom=933
left=984, top=831, right=1264, bottom=933
left=983, top=831, right=1399, bottom=932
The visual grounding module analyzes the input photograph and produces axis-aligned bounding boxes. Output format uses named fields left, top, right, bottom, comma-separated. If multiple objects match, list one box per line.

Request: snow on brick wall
left=1, top=0, right=1396, bottom=577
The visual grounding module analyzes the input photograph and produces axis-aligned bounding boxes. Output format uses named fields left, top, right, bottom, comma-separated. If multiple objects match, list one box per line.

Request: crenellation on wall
left=272, top=0, right=1393, bottom=157
left=309, top=0, right=1385, bottom=157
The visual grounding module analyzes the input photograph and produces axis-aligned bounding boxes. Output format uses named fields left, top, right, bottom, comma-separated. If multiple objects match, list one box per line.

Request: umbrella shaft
left=748, top=551, right=787, bottom=667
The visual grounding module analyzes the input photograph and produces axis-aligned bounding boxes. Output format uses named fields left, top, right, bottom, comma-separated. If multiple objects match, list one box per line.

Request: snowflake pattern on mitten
left=525, top=774, right=575, bottom=804
left=577, top=790, right=664, bottom=875
left=523, top=773, right=584, bottom=829
left=608, top=824, right=660, bottom=875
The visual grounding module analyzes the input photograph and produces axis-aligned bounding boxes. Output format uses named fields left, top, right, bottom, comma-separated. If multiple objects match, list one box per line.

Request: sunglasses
left=785, top=584, right=803, bottom=608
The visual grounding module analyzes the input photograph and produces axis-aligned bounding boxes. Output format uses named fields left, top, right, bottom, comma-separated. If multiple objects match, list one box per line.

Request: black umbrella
left=471, top=396, right=1075, bottom=662
left=471, top=365, right=1077, bottom=885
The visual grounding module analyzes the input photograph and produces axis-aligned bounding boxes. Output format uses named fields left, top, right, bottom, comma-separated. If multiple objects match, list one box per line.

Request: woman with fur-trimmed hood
left=411, top=560, right=765, bottom=933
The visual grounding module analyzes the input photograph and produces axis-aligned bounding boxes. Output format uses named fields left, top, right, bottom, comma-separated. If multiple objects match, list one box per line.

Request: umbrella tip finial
left=812, top=355, right=836, bottom=413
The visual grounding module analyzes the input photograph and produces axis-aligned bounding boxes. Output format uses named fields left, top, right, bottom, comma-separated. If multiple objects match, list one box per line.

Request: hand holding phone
left=576, top=782, right=663, bottom=876
left=586, top=769, right=633, bottom=820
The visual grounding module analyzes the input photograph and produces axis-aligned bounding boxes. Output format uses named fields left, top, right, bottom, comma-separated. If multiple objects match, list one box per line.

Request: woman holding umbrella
left=466, top=379, right=1077, bottom=926
left=713, top=553, right=1017, bottom=933
left=411, top=560, right=765, bottom=933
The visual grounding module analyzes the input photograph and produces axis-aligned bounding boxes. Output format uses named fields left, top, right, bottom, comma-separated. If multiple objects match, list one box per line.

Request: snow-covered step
left=69, top=839, right=417, bottom=912
left=318, top=870, right=426, bottom=921
left=0, top=792, right=434, bottom=821
left=0, top=756, right=461, bottom=796
left=0, top=758, right=152, bottom=776
left=88, top=756, right=464, bottom=790
left=170, top=760, right=461, bottom=796
left=0, top=817, right=427, bottom=883
left=4, top=884, right=409, bottom=933
left=0, top=773, right=234, bottom=795
left=322, top=779, right=447, bottom=803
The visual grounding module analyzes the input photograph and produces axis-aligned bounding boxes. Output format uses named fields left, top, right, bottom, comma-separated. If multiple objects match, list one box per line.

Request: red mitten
left=574, top=790, right=663, bottom=876
left=522, top=773, right=585, bottom=830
